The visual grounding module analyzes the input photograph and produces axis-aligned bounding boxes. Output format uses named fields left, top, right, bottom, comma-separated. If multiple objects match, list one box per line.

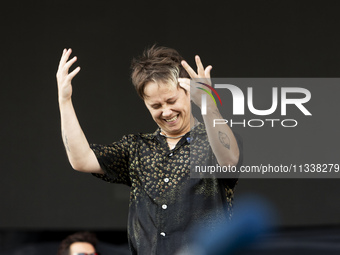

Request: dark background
left=1, top=0, right=340, bottom=251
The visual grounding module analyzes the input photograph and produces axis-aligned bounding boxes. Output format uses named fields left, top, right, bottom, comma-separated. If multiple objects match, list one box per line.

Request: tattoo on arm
left=218, top=131, right=230, bottom=149
left=62, top=130, right=71, bottom=152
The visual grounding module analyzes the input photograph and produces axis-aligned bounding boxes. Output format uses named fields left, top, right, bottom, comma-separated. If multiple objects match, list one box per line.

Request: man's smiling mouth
left=165, top=115, right=178, bottom=122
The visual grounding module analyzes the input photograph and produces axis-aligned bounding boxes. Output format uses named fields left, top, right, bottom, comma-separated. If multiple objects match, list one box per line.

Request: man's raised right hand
left=56, top=48, right=80, bottom=103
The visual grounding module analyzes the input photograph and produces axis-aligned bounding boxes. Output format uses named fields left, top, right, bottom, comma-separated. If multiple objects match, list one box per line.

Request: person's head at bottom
left=57, top=231, right=98, bottom=255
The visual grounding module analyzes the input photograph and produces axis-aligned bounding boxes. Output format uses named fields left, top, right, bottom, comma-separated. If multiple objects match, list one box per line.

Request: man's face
left=144, top=81, right=191, bottom=136
left=69, top=242, right=96, bottom=255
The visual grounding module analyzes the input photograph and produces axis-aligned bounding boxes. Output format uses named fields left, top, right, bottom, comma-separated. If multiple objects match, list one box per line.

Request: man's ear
left=177, top=83, right=188, bottom=95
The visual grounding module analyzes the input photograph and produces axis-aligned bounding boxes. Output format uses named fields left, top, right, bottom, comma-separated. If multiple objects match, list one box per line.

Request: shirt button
left=162, top=204, right=167, bottom=209
left=164, top=178, right=169, bottom=183
left=169, top=152, right=173, bottom=157
left=160, top=232, right=166, bottom=236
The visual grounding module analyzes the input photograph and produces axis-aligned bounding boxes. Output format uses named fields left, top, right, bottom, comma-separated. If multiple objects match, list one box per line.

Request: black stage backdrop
left=1, top=0, right=340, bottom=231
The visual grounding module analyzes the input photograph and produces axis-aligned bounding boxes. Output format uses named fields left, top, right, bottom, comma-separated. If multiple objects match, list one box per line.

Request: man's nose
left=162, top=107, right=172, bottom=117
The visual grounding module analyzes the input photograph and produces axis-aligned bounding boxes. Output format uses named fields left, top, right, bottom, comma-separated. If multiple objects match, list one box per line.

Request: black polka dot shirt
left=90, top=123, right=242, bottom=255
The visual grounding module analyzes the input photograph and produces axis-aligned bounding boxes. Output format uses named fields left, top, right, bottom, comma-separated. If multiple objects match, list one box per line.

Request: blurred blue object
left=176, top=194, right=276, bottom=255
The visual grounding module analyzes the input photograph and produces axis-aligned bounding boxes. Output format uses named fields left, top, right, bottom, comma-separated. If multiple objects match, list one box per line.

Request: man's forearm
left=202, top=103, right=239, bottom=167
left=59, top=99, right=102, bottom=173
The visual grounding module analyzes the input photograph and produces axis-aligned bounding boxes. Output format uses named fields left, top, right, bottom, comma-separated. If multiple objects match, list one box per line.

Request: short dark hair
left=57, top=231, right=97, bottom=255
left=131, top=45, right=190, bottom=99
